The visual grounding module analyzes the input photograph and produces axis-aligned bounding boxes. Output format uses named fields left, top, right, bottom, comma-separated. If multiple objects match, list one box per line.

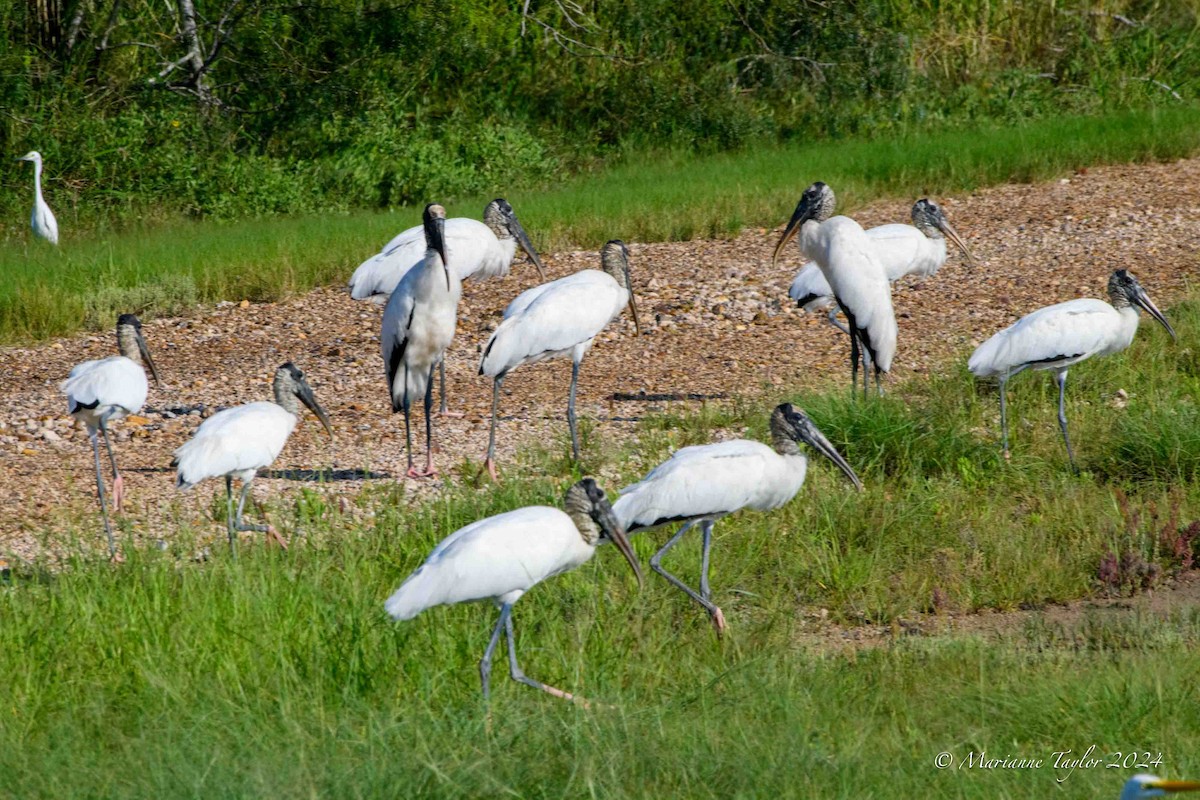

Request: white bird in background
left=969, top=269, right=1175, bottom=469
left=381, top=203, right=462, bottom=479
left=613, top=403, right=862, bottom=634
left=386, top=477, right=643, bottom=702
left=478, top=239, right=641, bottom=479
left=61, top=314, right=160, bottom=558
left=174, top=362, right=333, bottom=554
left=350, top=199, right=545, bottom=415
left=788, top=198, right=974, bottom=333
left=773, top=182, right=897, bottom=395
left=1120, top=775, right=1200, bottom=800
left=16, top=151, right=59, bottom=245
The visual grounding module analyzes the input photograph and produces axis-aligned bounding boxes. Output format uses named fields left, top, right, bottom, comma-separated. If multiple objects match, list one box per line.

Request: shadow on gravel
left=265, top=468, right=387, bottom=482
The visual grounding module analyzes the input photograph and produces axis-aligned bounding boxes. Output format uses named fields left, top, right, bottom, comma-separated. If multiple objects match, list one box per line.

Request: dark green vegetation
left=3, top=0, right=1199, bottom=228
left=4, top=106, right=1200, bottom=344
left=1, top=294, right=1196, bottom=798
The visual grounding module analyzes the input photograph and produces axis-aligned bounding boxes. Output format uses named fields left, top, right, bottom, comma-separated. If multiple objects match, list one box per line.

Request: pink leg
left=111, top=474, right=125, bottom=513
left=265, top=524, right=289, bottom=550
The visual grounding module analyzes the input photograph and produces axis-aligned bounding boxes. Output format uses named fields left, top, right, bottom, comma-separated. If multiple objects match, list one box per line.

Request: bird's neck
left=770, top=429, right=802, bottom=457
left=31, top=161, right=42, bottom=200
left=566, top=508, right=601, bottom=546
left=116, top=327, right=141, bottom=365
left=273, top=381, right=301, bottom=415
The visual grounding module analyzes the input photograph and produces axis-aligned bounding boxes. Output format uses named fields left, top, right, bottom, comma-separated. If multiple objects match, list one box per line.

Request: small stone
left=239, top=299, right=250, bottom=308
left=40, top=429, right=61, bottom=442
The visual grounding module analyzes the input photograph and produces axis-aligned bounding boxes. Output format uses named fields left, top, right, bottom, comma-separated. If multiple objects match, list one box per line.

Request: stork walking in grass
left=385, top=478, right=643, bottom=702
left=969, top=269, right=1175, bottom=469
left=1120, top=775, right=1200, bottom=800
left=773, top=182, right=897, bottom=395
left=478, top=239, right=641, bottom=479
left=16, top=151, right=58, bottom=245
left=612, top=403, right=862, bottom=635
left=788, top=198, right=973, bottom=333
left=350, top=199, right=545, bottom=414
left=62, top=314, right=160, bottom=558
left=381, top=203, right=462, bottom=479
left=174, top=362, right=333, bottom=554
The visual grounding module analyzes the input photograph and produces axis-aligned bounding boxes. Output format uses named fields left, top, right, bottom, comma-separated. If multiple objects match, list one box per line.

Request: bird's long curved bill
left=771, top=198, right=813, bottom=269
left=1134, top=287, right=1176, bottom=340
left=797, top=416, right=863, bottom=491
left=299, top=387, right=335, bottom=442
left=136, top=331, right=162, bottom=387
left=598, top=504, right=644, bottom=589
left=624, top=264, right=642, bottom=335
left=938, top=218, right=975, bottom=265
left=509, top=217, right=546, bottom=280
left=1149, top=781, right=1200, bottom=793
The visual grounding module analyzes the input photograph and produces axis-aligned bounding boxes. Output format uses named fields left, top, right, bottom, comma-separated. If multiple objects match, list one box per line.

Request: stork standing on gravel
left=385, top=478, right=643, bottom=703
left=16, top=151, right=58, bottom=245
left=61, top=314, right=160, bottom=558
left=174, top=362, right=333, bottom=554
left=612, top=403, right=862, bottom=635
left=381, top=203, right=462, bottom=479
left=350, top=199, right=545, bottom=414
left=969, top=269, right=1175, bottom=469
left=788, top=198, right=973, bottom=333
left=478, top=239, right=641, bottom=478
left=773, top=182, right=897, bottom=395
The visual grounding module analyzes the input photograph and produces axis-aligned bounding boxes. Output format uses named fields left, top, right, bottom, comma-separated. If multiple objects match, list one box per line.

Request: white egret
left=969, top=269, right=1175, bottom=468
left=773, top=182, right=897, bottom=395
left=381, top=203, right=461, bottom=479
left=174, top=362, right=333, bottom=553
left=478, top=239, right=641, bottom=478
left=61, top=314, right=160, bottom=558
left=788, top=198, right=973, bottom=333
left=612, top=403, right=862, bottom=634
left=1120, top=775, right=1200, bottom=799
left=16, top=151, right=58, bottom=245
left=385, top=477, right=643, bottom=702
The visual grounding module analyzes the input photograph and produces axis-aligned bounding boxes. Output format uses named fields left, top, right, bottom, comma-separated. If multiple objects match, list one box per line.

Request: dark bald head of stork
left=911, top=199, right=974, bottom=265
left=770, top=403, right=863, bottom=490
left=484, top=198, right=546, bottom=280
left=116, top=313, right=161, bottom=387
left=273, top=362, right=334, bottom=441
left=772, top=182, right=837, bottom=269
left=564, top=477, right=644, bottom=587
left=423, top=203, right=450, bottom=290
left=600, top=239, right=641, bottom=335
left=1108, top=270, right=1176, bottom=340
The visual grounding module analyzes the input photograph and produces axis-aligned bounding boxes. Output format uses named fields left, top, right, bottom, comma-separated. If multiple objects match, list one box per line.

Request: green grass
left=4, top=106, right=1200, bottom=343
left=3, top=291, right=1199, bottom=797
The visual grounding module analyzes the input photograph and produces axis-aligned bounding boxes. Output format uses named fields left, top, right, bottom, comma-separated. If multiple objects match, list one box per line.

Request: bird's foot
left=476, top=457, right=501, bottom=484
left=406, top=466, right=439, bottom=479
left=710, top=606, right=728, bottom=637
left=111, top=475, right=125, bottom=513
left=109, top=551, right=126, bottom=565
left=265, top=525, right=288, bottom=550
left=1002, top=448, right=1012, bottom=461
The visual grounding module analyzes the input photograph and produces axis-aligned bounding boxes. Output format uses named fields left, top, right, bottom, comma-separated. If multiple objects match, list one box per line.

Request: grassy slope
left=1, top=293, right=1197, bottom=796
left=3, top=106, right=1200, bottom=343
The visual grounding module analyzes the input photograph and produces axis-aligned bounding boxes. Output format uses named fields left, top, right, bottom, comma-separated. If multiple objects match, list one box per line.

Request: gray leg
left=438, top=360, right=448, bottom=414
left=421, top=365, right=437, bottom=476
left=482, top=375, right=505, bottom=481
left=826, top=307, right=850, bottom=336
left=225, top=475, right=237, bottom=555
left=859, top=336, right=872, bottom=399
left=505, top=609, right=578, bottom=702
left=98, top=412, right=126, bottom=511
left=650, top=521, right=727, bottom=634
left=698, top=520, right=715, bottom=601
left=89, top=430, right=117, bottom=558
left=567, top=360, right=581, bottom=461
left=1055, top=370, right=1078, bottom=471
left=479, top=603, right=510, bottom=700
left=234, top=479, right=269, bottom=533
left=998, top=375, right=1010, bottom=456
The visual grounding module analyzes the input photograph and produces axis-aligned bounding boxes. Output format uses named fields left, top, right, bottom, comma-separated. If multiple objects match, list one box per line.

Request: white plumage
left=349, top=199, right=543, bottom=302
left=381, top=204, right=462, bottom=478
left=477, top=240, right=640, bottom=476
left=16, top=151, right=58, bottom=245
left=969, top=269, right=1175, bottom=466
left=612, top=404, right=862, bottom=634
left=386, top=478, right=642, bottom=702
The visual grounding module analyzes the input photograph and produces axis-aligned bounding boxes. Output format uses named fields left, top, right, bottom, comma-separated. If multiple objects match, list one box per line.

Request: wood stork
left=174, top=362, right=333, bottom=553
left=969, top=269, right=1175, bottom=468
left=478, top=239, right=641, bottom=478
left=1120, top=775, right=1200, bottom=800
left=788, top=198, right=973, bottom=333
left=612, top=403, right=862, bottom=634
left=773, top=182, right=897, bottom=395
left=385, top=478, right=643, bottom=702
left=16, top=151, right=58, bottom=245
left=381, top=203, right=462, bottom=479
left=351, top=199, right=545, bottom=415
left=61, top=314, right=160, bottom=558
